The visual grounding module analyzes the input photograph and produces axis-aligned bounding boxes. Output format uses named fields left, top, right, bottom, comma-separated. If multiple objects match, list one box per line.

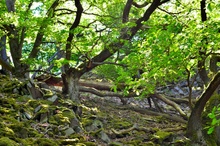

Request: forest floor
left=0, top=73, right=199, bottom=146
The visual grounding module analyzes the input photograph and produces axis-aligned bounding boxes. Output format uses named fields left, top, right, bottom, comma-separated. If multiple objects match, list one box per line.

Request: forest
left=0, top=0, right=220, bottom=145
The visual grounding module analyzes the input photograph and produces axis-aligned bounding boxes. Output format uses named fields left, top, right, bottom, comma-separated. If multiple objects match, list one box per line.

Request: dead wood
left=79, top=79, right=114, bottom=91
left=79, top=86, right=136, bottom=98
left=150, top=94, right=188, bottom=120
left=36, top=75, right=190, bottom=120
left=111, top=123, right=154, bottom=136
left=166, top=96, right=197, bottom=104
left=118, top=105, right=187, bottom=124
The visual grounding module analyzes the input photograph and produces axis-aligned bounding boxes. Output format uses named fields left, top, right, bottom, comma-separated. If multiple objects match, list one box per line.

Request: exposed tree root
left=150, top=94, right=188, bottom=120
left=118, top=105, right=187, bottom=124
left=36, top=75, right=189, bottom=123
left=111, top=123, right=154, bottom=136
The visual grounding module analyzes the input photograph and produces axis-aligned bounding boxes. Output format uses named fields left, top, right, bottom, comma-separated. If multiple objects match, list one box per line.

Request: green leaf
left=207, top=3, right=212, bottom=12
left=207, top=127, right=214, bottom=134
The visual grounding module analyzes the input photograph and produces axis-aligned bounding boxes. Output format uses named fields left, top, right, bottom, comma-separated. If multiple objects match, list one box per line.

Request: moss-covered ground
left=0, top=74, right=188, bottom=145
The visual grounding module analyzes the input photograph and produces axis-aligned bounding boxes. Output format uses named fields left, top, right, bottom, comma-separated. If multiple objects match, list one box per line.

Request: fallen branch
left=166, top=96, right=197, bottom=104
left=118, top=105, right=187, bottom=124
left=79, top=86, right=136, bottom=98
left=35, top=74, right=190, bottom=120
left=111, top=123, right=154, bottom=136
left=150, top=94, right=188, bottom=120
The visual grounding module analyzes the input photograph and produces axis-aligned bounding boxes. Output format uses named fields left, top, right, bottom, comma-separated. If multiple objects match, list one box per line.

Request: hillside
left=0, top=74, right=189, bottom=146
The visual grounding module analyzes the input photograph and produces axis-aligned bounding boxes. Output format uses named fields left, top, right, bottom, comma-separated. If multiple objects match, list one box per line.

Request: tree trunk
left=62, top=68, right=82, bottom=116
left=0, top=36, right=10, bottom=73
left=210, top=55, right=220, bottom=73
left=186, top=71, right=220, bottom=145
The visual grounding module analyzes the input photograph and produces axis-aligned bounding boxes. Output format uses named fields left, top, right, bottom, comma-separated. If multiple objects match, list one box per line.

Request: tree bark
left=63, top=69, right=83, bottom=116
left=0, top=36, right=11, bottom=72
left=210, top=55, right=220, bottom=73
left=186, top=71, right=220, bottom=145
left=5, top=0, right=15, bottom=12
left=28, top=0, right=59, bottom=59
left=197, top=0, right=209, bottom=85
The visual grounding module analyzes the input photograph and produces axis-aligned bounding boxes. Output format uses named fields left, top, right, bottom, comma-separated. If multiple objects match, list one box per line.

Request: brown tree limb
left=79, top=86, right=136, bottom=98
left=118, top=105, right=187, bottom=124
left=28, top=0, right=60, bottom=59
left=150, top=94, right=188, bottom=120
left=0, top=58, right=14, bottom=72
left=132, top=1, right=150, bottom=8
left=130, top=0, right=169, bottom=39
left=186, top=71, right=220, bottom=141
left=78, top=0, right=170, bottom=75
left=122, top=0, right=133, bottom=23
left=65, top=0, right=83, bottom=69
left=5, top=0, right=15, bottom=12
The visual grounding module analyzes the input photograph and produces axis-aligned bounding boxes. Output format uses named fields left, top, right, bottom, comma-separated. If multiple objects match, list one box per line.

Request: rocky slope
left=0, top=74, right=189, bottom=146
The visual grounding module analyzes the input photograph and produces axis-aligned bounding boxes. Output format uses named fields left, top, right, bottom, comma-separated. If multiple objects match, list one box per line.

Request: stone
left=100, top=130, right=111, bottom=143
left=64, top=127, right=75, bottom=136
left=47, top=95, right=58, bottom=102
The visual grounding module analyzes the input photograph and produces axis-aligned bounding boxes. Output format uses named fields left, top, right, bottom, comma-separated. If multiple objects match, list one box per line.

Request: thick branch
left=132, top=1, right=149, bottom=8
left=187, top=71, right=220, bottom=138
left=75, top=0, right=170, bottom=75
left=79, top=86, right=136, bottom=98
left=0, top=58, right=14, bottom=72
left=130, top=0, right=166, bottom=39
left=28, top=0, right=59, bottom=59
left=151, top=93, right=188, bottom=119
left=122, top=0, right=133, bottom=23
left=119, top=105, right=187, bottom=124
left=65, top=0, right=83, bottom=66
left=5, top=0, right=15, bottom=12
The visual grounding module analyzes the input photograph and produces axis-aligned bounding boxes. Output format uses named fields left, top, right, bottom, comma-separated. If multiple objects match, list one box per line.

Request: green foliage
left=207, top=104, right=220, bottom=134
left=94, top=64, right=122, bottom=81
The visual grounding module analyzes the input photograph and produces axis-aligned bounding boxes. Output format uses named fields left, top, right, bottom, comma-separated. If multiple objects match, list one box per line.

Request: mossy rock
left=0, top=97, right=17, bottom=109
left=108, top=141, right=124, bottom=146
left=9, top=122, right=29, bottom=138
left=59, top=138, right=79, bottom=145
left=81, top=117, right=94, bottom=127
left=49, top=107, right=76, bottom=125
left=152, top=130, right=172, bottom=144
left=110, top=119, right=132, bottom=130
left=34, top=138, right=60, bottom=146
left=0, top=137, right=18, bottom=146
left=82, top=142, right=96, bottom=146
left=69, top=133, right=87, bottom=141
left=0, top=78, right=23, bottom=93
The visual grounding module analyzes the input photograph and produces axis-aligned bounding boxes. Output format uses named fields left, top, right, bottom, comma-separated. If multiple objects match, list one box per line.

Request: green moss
left=81, top=117, right=94, bottom=127
left=0, top=97, right=16, bottom=109
left=124, top=139, right=142, bottom=145
left=10, top=123, right=29, bottom=138
left=16, top=96, right=30, bottom=102
left=110, top=119, right=132, bottom=129
left=48, top=115, right=58, bottom=125
left=108, top=142, right=124, bottom=146
left=41, top=88, right=54, bottom=97
left=17, top=138, right=36, bottom=146
left=52, top=113, right=70, bottom=125
left=89, top=128, right=102, bottom=137
left=202, top=94, right=220, bottom=145
left=152, top=130, right=172, bottom=144
left=62, top=109, right=76, bottom=119
left=75, top=143, right=86, bottom=146
left=0, top=137, right=18, bottom=146
left=69, top=133, right=87, bottom=141
left=0, top=78, right=22, bottom=93
left=34, top=138, right=60, bottom=146
left=82, top=142, right=96, bottom=146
